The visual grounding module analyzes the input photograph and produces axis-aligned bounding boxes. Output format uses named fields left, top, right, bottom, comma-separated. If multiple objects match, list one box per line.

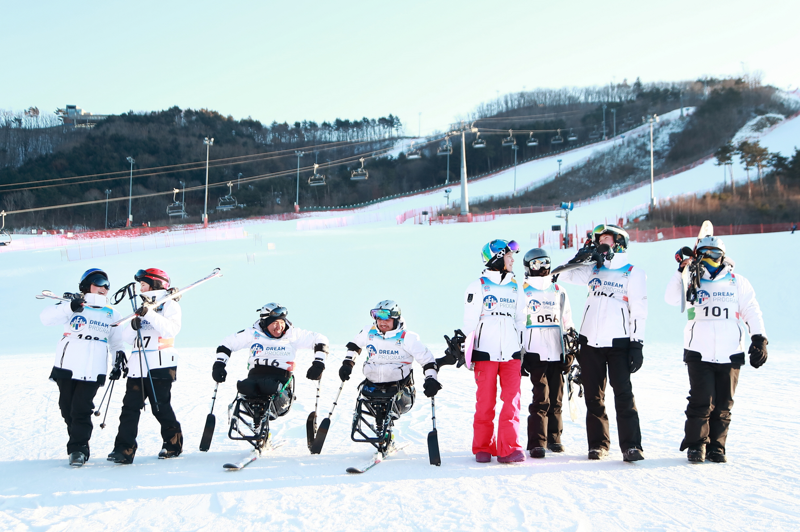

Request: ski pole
left=125, top=283, right=159, bottom=412
left=309, top=379, right=346, bottom=454
left=99, top=380, right=115, bottom=429
left=94, top=382, right=112, bottom=416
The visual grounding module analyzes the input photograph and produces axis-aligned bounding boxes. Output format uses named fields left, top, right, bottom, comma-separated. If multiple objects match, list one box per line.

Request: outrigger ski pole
left=309, top=379, right=346, bottom=454
left=114, top=282, right=159, bottom=412
left=306, top=378, right=322, bottom=451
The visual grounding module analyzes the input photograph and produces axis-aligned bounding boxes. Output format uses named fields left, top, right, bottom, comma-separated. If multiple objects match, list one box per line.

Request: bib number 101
left=702, top=306, right=729, bottom=318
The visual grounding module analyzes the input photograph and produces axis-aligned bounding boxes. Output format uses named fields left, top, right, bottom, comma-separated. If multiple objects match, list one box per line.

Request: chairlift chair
left=550, top=129, right=564, bottom=145
left=472, top=132, right=486, bottom=149
left=567, top=128, right=578, bottom=142
left=526, top=132, right=539, bottom=146
left=166, top=188, right=187, bottom=218
left=351, top=157, right=368, bottom=181
left=406, top=142, right=422, bottom=160
left=588, top=126, right=600, bottom=140
left=308, top=164, right=327, bottom=186
left=0, top=211, right=10, bottom=246
left=437, top=140, right=452, bottom=156
left=217, top=182, right=238, bottom=211
left=501, top=129, right=516, bottom=147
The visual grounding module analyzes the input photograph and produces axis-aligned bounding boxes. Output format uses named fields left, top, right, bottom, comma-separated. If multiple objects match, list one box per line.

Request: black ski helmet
left=79, top=268, right=110, bottom=293
left=523, top=248, right=551, bottom=277
left=591, top=224, right=630, bottom=253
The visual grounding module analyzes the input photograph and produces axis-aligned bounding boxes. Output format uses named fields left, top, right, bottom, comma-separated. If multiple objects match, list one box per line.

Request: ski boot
left=69, top=452, right=86, bottom=467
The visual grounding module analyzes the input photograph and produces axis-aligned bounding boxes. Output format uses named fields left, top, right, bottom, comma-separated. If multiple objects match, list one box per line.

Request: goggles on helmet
left=528, top=257, right=551, bottom=271
left=135, top=269, right=169, bottom=286
left=84, top=272, right=110, bottom=289
left=698, top=248, right=724, bottom=261
left=481, top=239, right=519, bottom=263
left=370, top=308, right=399, bottom=321
left=258, top=305, right=288, bottom=318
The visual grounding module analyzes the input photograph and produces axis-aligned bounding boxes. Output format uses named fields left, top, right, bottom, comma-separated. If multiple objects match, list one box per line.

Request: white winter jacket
left=556, top=253, right=647, bottom=348
left=664, top=261, right=765, bottom=364
left=344, top=320, right=437, bottom=383
left=216, top=322, right=328, bottom=373
left=40, top=293, right=125, bottom=382
left=518, top=276, right=575, bottom=361
left=463, top=269, right=527, bottom=362
left=121, top=290, right=181, bottom=378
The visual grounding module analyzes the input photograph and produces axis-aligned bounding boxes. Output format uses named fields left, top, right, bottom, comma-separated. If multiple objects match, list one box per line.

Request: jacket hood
left=524, top=276, right=553, bottom=290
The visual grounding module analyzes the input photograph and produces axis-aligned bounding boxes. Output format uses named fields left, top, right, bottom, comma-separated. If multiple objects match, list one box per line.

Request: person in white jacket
left=338, top=300, right=441, bottom=413
left=108, top=268, right=183, bottom=464
left=212, top=302, right=330, bottom=418
left=665, top=236, right=767, bottom=463
left=463, top=239, right=527, bottom=464
left=40, top=268, right=124, bottom=467
left=518, top=248, right=577, bottom=459
left=556, top=225, right=647, bottom=462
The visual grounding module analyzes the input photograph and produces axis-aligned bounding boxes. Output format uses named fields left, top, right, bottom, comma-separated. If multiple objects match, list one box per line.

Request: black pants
left=681, top=360, right=740, bottom=452
left=56, top=378, right=101, bottom=458
left=577, top=342, right=642, bottom=452
left=526, top=360, right=564, bottom=450
left=237, top=375, right=293, bottom=417
left=113, top=377, right=182, bottom=458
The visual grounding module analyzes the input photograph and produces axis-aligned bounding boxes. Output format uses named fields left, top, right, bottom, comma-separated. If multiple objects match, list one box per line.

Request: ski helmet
left=79, top=268, right=110, bottom=293
left=591, top=224, right=630, bottom=253
left=371, top=300, right=401, bottom=330
left=257, top=303, right=290, bottom=335
left=523, top=248, right=551, bottom=277
left=135, top=268, right=170, bottom=290
left=481, top=239, right=520, bottom=271
left=696, top=235, right=726, bottom=260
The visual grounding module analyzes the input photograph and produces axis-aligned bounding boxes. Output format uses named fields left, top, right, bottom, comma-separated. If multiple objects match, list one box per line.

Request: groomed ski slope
left=1, top=108, right=799, bottom=531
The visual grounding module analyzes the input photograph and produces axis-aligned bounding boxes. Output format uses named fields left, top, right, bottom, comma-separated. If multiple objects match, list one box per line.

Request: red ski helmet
left=135, top=268, right=170, bottom=289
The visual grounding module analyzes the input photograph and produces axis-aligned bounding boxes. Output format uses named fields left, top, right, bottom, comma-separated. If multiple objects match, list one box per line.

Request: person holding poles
left=39, top=268, right=125, bottom=467
left=665, top=236, right=767, bottom=463
left=108, top=268, right=183, bottom=464
left=556, top=225, right=647, bottom=462
left=463, top=239, right=527, bottom=463
left=518, top=248, right=577, bottom=458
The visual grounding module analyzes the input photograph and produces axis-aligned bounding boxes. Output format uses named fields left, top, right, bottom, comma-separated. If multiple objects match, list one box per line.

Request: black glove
left=423, top=377, right=442, bottom=397
left=569, top=247, right=594, bottom=264
left=339, top=359, right=355, bottom=381
left=561, top=352, right=575, bottom=375
left=109, top=351, right=127, bottom=380
left=70, top=297, right=85, bottom=313
left=629, top=341, right=644, bottom=373
left=131, top=317, right=142, bottom=331
left=520, top=351, right=540, bottom=377
left=212, top=360, right=227, bottom=383
left=748, top=335, right=768, bottom=368
left=306, top=360, right=325, bottom=380
left=135, top=305, right=148, bottom=317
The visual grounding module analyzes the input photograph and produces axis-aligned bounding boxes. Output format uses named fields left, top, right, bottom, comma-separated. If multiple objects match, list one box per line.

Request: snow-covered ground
left=2, top=103, right=800, bottom=531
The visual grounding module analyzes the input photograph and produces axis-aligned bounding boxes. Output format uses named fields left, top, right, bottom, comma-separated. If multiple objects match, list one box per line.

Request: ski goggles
left=370, top=308, right=399, bottom=320
left=528, top=257, right=551, bottom=270
left=481, top=239, right=519, bottom=263
left=257, top=305, right=288, bottom=318
left=697, top=248, right=723, bottom=260
left=84, top=272, right=110, bottom=289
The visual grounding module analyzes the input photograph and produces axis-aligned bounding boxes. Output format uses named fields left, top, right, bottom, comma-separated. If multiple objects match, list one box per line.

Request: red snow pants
left=472, top=359, right=522, bottom=457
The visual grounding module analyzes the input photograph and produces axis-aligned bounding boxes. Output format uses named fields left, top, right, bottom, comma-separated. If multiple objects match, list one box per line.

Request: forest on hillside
left=1, top=76, right=789, bottom=230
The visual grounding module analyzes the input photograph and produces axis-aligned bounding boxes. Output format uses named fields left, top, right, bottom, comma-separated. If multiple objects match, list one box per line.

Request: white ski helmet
left=591, top=224, right=630, bottom=253
left=697, top=236, right=725, bottom=260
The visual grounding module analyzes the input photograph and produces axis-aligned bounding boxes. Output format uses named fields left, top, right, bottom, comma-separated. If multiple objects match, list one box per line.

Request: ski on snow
left=222, top=439, right=285, bottom=471
left=346, top=442, right=410, bottom=474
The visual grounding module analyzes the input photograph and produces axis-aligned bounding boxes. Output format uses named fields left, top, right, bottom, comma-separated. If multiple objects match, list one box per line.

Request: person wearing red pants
left=463, top=239, right=527, bottom=463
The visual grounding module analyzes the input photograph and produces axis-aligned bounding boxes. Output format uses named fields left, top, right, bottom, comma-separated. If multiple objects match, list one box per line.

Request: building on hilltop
left=55, top=105, right=109, bottom=128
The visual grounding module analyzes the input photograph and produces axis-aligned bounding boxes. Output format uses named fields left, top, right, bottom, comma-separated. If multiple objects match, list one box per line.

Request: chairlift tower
left=648, top=114, right=659, bottom=209
left=126, top=156, right=135, bottom=227
left=104, top=189, right=111, bottom=229
left=295, top=151, right=304, bottom=207
left=203, top=137, right=213, bottom=227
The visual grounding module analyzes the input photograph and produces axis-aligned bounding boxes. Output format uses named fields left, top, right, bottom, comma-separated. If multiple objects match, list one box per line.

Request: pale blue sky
left=2, top=0, right=798, bottom=135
